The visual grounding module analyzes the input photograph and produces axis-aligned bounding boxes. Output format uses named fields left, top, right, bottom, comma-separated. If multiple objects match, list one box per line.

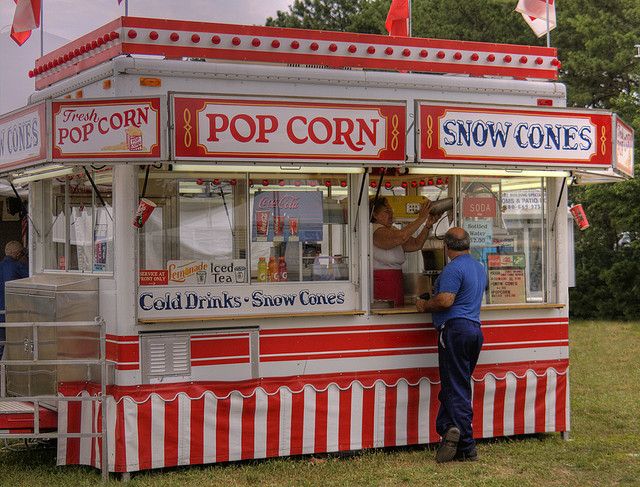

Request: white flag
left=515, top=0, right=556, bottom=38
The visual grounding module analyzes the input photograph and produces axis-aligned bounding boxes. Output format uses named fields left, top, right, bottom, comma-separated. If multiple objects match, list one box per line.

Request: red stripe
left=215, top=398, right=230, bottom=462
left=191, top=337, right=250, bottom=360
left=472, top=380, right=485, bottom=438
left=429, top=383, right=440, bottom=443
left=265, top=393, right=280, bottom=458
left=164, top=399, right=179, bottom=468
left=137, top=399, right=152, bottom=470
left=189, top=397, right=205, bottom=465
left=64, top=400, right=81, bottom=465
left=106, top=334, right=139, bottom=342
left=260, top=348, right=433, bottom=362
left=492, top=378, right=507, bottom=437
left=384, top=386, right=397, bottom=447
left=535, top=373, right=548, bottom=433
left=361, top=387, right=375, bottom=449
left=406, top=384, right=420, bottom=445
left=260, top=323, right=430, bottom=335
left=289, top=390, right=305, bottom=456
left=114, top=400, right=127, bottom=471
left=241, top=394, right=256, bottom=460
left=482, top=340, right=568, bottom=351
left=555, top=372, right=567, bottom=432
left=513, top=375, right=528, bottom=435
left=338, top=388, right=352, bottom=451
left=314, top=390, right=328, bottom=453
left=483, top=317, right=568, bottom=326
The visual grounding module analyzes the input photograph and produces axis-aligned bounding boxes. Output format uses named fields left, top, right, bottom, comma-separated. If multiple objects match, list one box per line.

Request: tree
left=266, top=0, right=370, bottom=32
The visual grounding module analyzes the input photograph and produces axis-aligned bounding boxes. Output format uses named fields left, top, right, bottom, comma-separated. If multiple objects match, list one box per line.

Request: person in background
left=370, top=196, right=438, bottom=307
left=0, top=241, right=29, bottom=355
left=416, top=227, right=487, bottom=463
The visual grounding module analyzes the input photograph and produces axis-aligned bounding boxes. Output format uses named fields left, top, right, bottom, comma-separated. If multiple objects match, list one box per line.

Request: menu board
left=487, top=253, right=526, bottom=304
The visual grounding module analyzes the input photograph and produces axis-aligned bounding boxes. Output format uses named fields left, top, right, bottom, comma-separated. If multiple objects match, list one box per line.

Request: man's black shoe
left=435, top=427, right=460, bottom=463
left=454, top=449, right=478, bottom=462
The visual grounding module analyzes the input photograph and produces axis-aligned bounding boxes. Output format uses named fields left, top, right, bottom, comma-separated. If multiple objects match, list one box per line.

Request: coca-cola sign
left=253, top=191, right=323, bottom=243
left=172, top=95, right=406, bottom=163
left=52, top=97, right=162, bottom=160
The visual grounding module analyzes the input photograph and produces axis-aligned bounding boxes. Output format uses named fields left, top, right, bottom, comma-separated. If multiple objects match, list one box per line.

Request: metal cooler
left=4, top=274, right=99, bottom=399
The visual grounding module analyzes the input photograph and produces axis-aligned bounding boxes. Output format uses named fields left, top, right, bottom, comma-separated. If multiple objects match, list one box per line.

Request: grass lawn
left=1, top=320, right=639, bottom=486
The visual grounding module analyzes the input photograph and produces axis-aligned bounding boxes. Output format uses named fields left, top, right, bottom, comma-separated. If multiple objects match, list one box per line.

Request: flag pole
left=40, top=0, right=43, bottom=56
left=545, top=0, right=550, bottom=47
left=125, top=0, right=129, bottom=16
left=408, top=0, right=412, bottom=37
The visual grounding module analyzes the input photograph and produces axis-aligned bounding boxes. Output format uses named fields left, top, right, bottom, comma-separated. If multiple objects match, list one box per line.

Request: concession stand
left=0, top=16, right=634, bottom=474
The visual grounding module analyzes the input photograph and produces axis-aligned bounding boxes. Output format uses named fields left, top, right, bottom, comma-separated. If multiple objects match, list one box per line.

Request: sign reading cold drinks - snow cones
left=172, top=95, right=406, bottom=163
left=417, top=102, right=613, bottom=168
left=51, top=97, right=162, bottom=160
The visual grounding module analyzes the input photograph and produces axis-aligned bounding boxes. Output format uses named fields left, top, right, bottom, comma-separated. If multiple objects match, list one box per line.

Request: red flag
left=385, top=0, right=409, bottom=37
left=515, top=0, right=556, bottom=37
left=10, top=0, right=41, bottom=46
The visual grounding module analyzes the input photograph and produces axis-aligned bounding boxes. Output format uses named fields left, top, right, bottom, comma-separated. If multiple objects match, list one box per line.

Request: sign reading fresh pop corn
left=614, top=116, right=634, bottom=178
left=51, top=97, right=162, bottom=160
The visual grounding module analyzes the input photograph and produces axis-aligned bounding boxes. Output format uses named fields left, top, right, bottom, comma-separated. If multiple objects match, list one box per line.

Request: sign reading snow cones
left=417, top=102, right=613, bottom=169
left=172, top=95, right=406, bottom=163
left=51, top=97, right=162, bottom=160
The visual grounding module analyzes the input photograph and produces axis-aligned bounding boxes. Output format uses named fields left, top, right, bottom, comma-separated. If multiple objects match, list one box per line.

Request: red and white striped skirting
left=58, top=361, right=569, bottom=472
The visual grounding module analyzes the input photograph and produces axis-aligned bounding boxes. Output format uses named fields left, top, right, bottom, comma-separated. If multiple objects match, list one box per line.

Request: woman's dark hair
left=369, top=196, right=388, bottom=223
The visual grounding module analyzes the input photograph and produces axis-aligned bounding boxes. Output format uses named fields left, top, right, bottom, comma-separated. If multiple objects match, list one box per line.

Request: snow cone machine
left=0, top=16, right=634, bottom=473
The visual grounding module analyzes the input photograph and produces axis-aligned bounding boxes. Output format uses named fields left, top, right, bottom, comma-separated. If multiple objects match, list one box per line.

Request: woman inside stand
left=370, top=197, right=439, bottom=307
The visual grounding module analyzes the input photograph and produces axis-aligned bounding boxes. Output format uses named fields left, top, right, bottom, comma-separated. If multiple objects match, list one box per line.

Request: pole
left=408, top=0, right=412, bottom=37
left=125, top=0, right=129, bottom=16
left=545, top=0, right=550, bottom=48
left=40, top=0, right=43, bottom=56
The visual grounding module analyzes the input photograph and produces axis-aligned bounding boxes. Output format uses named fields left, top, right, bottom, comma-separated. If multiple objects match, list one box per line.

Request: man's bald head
left=5, top=241, right=24, bottom=260
left=444, top=227, right=470, bottom=252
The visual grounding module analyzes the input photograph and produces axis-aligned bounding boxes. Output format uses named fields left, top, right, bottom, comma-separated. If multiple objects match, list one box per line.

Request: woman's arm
left=373, top=201, right=432, bottom=250
left=402, top=213, right=440, bottom=252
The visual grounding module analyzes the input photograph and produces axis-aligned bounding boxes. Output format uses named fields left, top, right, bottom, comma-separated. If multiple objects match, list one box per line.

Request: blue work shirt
left=0, top=256, right=29, bottom=323
left=432, top=253, right=487, bottom=330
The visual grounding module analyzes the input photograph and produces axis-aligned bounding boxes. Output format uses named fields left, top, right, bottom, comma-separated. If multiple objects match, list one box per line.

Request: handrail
left=0, top=317, right=110, bottom=482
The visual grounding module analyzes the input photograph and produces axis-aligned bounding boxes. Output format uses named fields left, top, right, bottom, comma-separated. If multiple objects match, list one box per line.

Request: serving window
left=459, top=176, right=547, bottom=304
left=42, top=168, right=114, bottom=273
left=138, top=170, right=351, bottom=287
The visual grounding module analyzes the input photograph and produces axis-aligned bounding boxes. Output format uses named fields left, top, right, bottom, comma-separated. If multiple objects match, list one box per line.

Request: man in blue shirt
left=416, top=227, right=487, bottom=463
left=0, top=241, right=29, bottom=355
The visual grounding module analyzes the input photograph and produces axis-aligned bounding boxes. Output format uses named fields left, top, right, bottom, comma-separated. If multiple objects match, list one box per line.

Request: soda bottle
left=268, top=256, right=278, bottom=282
left=257, top=257, right=268, bottom=282
left=278, top=256, right=288, bottom=282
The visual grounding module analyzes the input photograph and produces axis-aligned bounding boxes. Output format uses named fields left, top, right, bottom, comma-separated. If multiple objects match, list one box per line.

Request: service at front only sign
left=52, top=97, right=162, bottom=160
left=418, top=103, right=613, bottom=168
left=172, top=95, right=406, bottom=163
left=0, top=104, right=46, bottom=172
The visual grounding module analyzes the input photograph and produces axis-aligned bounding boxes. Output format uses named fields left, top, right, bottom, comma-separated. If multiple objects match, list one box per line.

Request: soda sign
left=418, top=103, right=613, bottom=168
left=52, top=97, right=162, bottom=160
left=463, top=197, right=496, bottom=218
left=172, top=95, right=406, bottom=163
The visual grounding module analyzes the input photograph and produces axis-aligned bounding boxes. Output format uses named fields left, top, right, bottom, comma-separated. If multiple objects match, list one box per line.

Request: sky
left=0, top=0, right=292, bottom=112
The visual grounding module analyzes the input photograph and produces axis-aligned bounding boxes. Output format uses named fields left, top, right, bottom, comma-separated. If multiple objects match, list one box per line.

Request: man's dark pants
left=435, top=317, right=483, bottom=454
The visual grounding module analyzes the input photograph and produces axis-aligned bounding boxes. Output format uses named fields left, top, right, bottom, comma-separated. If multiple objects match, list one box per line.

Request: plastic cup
left=289, top=217, right=298, bottom=236
left=570, top=204, right=589, bottom=230
left=256, top=211, right=270, bottom=237
left=274, top=215, right=285, bottom=236
left=133, top=198, right=157, bottom=228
